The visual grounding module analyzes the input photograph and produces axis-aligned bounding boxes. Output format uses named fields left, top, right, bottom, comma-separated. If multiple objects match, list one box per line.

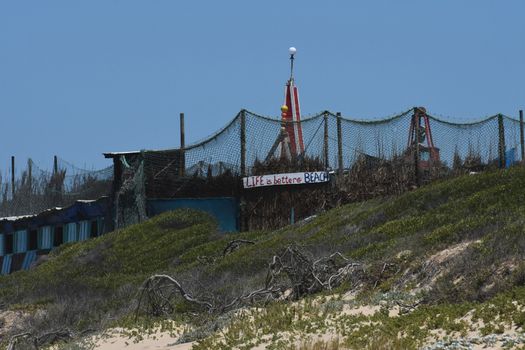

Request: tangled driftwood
left=222, top=239, right=255, bottom=257
left=136, top=245, right=362, bottom=318
left=7, top=329, right=74, bottom=350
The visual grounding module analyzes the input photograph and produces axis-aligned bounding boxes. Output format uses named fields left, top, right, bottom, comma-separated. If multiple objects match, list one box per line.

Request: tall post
left=53, top=155, right=59, bottom=208
left=11, top=156, right=15, bottom=200
left=240, top=110, right=246, bottom=177
left=414, top=109, right=421, bottom=187
left=53, top=155, right=58, bottom=175
left=179, top=112, right=186, bottom=177
left=498, top=114, right=506, bottom=169
left=520, top=109, right=525, bottom=164
left=336, top=112, right=343, bottom=174
left=323, top=112, right=329, bottom=169
left=28, top=159, right=32, bottom=212
left=239, top=110, right=247, bottom=232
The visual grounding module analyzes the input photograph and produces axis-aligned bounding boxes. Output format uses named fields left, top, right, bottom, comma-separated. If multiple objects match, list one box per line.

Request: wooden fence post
left=520, top=109, right=525, bottom=165
left=240, top=110, right=246, bottom=177
left=239, top=110, right=247, bottom=232
left=498, top=114, right=506, bottom=169
left=11, top=156, right=15, bottom=199
left=28, top=159, right=32, bottom=212
left=336, top=112, right=343, bottom=174
left=414, top=109, right=421, bottom=187
left=179, top=112, right=185, bottom=177
left=323, top=112, right=329, bottom=169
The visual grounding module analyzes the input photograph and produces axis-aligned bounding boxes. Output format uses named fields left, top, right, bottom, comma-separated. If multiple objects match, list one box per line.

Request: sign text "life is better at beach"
left=243, top=171, right=329, bottom=189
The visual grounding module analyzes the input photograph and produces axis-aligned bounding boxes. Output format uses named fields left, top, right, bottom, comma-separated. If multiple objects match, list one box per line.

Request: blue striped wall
left=13, top=230, right=27, bottom=254
left=1, top=255, right=12, bottom=275
left=22, top=251, right=37, bottom=270
left=64, top=223, right=77, bottom=243
left=38, top=226, right=53, bottom=249
left=78, top=221, right=90, bottom=241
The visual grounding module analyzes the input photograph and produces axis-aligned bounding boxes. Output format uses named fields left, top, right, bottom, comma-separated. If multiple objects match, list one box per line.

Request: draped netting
left=2, top=107, right=522, bottom=220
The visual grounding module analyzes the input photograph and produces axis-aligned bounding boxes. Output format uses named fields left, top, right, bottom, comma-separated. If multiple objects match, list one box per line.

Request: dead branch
left=136, top=274, right=214, bottom=319
left=7, top=329, right=73, bottom=350
left=222, top=239, right=255, bottom=257
left=395, top=300, right=422, bottom=312
left=136, top=245, right=362, bottom=318
left=35, top=329, right=73, bottom=347
left=7, top=332, right=34, bottom=350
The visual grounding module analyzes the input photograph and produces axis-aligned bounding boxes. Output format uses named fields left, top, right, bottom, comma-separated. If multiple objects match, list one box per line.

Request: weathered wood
left=414, top=108, right=421, bottom=187
left=240, top=110, right=247, bottom=177
left=179, top=112, right=185, bottom=177
left=240, top=110, right=247, bottom=232
left=520, top=110, right=525, bottom=164
left=265, top=128, right=287, bottom=163
left=11, top=156, right=15, bottom=199
left=28, top=159, right=32, bottom=212
left=323, top=112, right=329, bottom=169
left=336, top=112, right=343, bottom=174
left=498, top=114, right=506, bottom=169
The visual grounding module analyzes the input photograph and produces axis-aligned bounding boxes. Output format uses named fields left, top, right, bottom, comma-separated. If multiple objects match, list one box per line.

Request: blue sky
left=1, top=1, right=524, bottom=172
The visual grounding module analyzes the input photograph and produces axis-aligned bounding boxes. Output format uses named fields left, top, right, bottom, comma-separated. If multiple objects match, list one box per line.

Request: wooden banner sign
left=243, top=171, right=329, bottom=189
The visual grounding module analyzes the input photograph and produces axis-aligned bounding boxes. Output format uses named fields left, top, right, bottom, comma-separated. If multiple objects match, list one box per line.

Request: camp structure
left=0, top=197, right=109, bottom=275
left=103, top=149, right=240, bottom=232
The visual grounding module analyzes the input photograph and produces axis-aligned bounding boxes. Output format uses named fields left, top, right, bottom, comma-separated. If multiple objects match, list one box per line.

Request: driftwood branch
left=223, top=239, right=255, bottom=257
left=136, top=245, right=362, bottom=318
left=7, top=329, right=74, bottom=350
left=7, top=332, right=34, bottom=350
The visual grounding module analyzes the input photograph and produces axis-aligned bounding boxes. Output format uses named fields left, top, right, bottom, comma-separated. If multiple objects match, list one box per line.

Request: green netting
left=0, top=158, right=113, bottom=217
left=2, top=107, right=523, bottom=220
left=181, top=108, right=522, bottom=177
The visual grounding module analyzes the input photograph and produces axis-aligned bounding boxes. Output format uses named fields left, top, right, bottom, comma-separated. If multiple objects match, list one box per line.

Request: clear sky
left=1, top=1, right=524, bottom=172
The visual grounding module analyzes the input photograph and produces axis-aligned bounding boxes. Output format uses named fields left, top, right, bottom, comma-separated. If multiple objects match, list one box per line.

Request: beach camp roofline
left=0, top=197, right=109, bottom=275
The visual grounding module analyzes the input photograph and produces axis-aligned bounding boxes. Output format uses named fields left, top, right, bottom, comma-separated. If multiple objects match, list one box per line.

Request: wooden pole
left=240, top=110, right=246, bottom=177
left=239, top=110, right=247, bottom=232
left=323, top=112, right=329, bottom=169
left=498, top=114, right=506, bottom=169
left=179, top=112, right=185, bottom=177
left=27, top=159, right=32, bottom=190
left=53, top=155, right=58, bottom=175
left=28, top=159, right=32, bottom=212
left=336, top=112, right=343, bottom=174
left=11, top=156, right=15, bottom=199
left=414, top=109, right=421, bottom=187
left=53, top=155, right=59, bottom=207
left=520, top=109, right=525, bottom=164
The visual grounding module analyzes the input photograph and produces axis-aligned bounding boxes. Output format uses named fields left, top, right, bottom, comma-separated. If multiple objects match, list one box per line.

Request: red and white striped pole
left=281, top=47, right=305, bottom=157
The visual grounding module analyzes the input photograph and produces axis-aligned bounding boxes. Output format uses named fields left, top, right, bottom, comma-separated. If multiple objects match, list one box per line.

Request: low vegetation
left=1, top=166, right=524, bottom=349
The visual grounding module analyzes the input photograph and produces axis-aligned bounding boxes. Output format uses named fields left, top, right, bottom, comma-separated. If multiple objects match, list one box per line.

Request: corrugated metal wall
left=64, top=223, right=77, bottom=243
left=78, top=221, right=90, bottom=241
left=1, top=254, right=12, bottom=275
left=38, top=226, right=53, bottom=249
left=97, top=218, right=105, bottom=236
left=13, top=230, right=27, bottom=254
left=22, top=251, right=37, bottom=270
left=0, top=233, right=4, bottom=256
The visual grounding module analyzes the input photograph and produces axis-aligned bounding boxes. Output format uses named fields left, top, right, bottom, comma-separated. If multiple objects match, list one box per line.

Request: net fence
left=182, top=108, right=523, bottom=177
left=0, top=157, right=113, bottom=217
left=2, top=107, right=523, bottom=221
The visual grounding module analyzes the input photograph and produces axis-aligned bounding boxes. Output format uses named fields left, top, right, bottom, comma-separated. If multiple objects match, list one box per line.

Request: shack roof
left=0, top=197, right=108, bottom=231
left=103, top=148, right=181, bottom=158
